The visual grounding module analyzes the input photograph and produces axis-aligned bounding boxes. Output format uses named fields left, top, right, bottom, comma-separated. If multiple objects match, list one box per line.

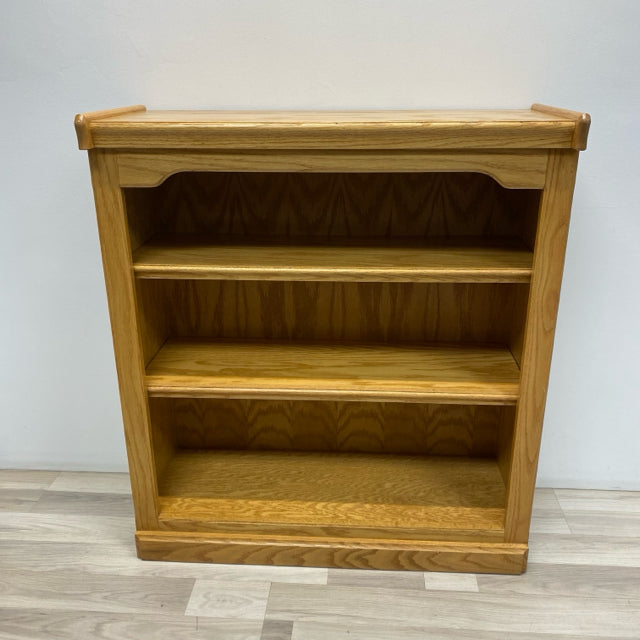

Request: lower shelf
left=156, top=450, right=507, bottom=542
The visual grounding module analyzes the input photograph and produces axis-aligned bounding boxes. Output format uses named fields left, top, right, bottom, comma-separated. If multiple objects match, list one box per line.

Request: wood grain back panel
left=152, top=398, right=511, bottom=457
left=136, top=280, right=527, bottom=346
left=124, top=172, right=540, bottom=241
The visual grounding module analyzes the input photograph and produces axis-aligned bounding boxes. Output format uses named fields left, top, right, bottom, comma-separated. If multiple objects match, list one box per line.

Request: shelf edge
left=74, top=105, right=146, bottom=150
left=531, top=103, right=591, bottom=150
left=145, top=382, right=520, bottom=405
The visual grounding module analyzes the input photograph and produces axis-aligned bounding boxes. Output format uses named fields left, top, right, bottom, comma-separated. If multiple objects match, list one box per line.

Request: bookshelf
left=76, top=104, right=589, bottom=573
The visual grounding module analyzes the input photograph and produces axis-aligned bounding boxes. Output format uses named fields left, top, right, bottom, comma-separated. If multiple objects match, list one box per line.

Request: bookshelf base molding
left=76, top=105, right=589, bottom=574
left=136, top=531, right=528, bottom=574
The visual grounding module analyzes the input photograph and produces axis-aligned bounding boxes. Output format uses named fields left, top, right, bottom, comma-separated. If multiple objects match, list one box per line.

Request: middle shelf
left=132, top=235, right=533, bottom=283
left=145, top=339, right=520, bottom=405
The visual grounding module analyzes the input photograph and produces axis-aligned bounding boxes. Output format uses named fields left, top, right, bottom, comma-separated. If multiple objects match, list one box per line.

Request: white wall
left=1, top=1, right=638, bottom=488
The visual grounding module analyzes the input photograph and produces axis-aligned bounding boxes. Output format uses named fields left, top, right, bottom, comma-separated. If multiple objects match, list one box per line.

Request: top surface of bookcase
left=75, top=104, right=590, bottom=151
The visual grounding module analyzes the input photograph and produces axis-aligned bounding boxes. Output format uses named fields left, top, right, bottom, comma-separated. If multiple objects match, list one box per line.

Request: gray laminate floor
left=0, top=469, right=639, bottom=639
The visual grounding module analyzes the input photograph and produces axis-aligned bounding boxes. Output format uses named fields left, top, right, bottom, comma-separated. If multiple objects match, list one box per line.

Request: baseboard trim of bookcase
left=135, top=530, right=528, bottom=574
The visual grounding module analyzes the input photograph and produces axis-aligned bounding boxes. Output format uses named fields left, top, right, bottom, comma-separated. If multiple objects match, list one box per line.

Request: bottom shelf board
left=157, top=450, right=506, bottom=537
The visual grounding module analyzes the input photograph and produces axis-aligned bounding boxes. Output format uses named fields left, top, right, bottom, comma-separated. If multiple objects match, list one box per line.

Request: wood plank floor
left=0, top=469, right=638, bottom=639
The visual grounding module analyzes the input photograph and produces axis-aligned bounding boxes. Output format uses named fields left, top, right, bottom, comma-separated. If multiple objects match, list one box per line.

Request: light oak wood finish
left=145, top=339, right=521, bottom=405
left=74, top=105, right=146, bottom=150
left=76, top=105, right=589, bottom=574
left=75, top=108, right=582, bottom=151
left=136, top=532, right=527, bottom=574
left=87, top=150, right=159, bottom=530
left=137, top=281, right=524, bottom=350
left=123, top=171, right=540, bottom=244
left=133, top=236, right=533, bottom=283
left=531, top=104, right=591, bottom=150
left=156, top=398, right=506, bottom=457
left=156, top=450, right=505, bottom=531
left=504, top=150, right=580, bottom=543
left=117, top=150, right=548, bottom=189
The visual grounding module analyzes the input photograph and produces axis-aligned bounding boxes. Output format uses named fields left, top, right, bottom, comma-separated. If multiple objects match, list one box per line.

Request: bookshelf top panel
left=75, top=104, right=590, bottom=151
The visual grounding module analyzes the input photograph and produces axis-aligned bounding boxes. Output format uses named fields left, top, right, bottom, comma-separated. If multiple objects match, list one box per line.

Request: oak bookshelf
left=76, top=105, right=589, bottom=574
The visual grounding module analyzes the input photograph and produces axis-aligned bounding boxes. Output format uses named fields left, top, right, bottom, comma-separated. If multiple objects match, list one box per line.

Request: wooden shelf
left=158, top=450, right=506, bottom=540
left=75, top=105, right=590, bottom=151
left=79, top=104, right=589, bottom=572
left=145, top=339, right=520, bottom=405
left=133, top=236, right=533, bottom=283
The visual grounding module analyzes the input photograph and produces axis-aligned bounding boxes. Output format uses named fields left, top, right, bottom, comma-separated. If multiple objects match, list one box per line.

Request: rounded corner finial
left=74, top=105, right=147, bottom=150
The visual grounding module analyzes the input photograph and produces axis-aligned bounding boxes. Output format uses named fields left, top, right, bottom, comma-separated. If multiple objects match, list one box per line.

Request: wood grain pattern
left=134, top=279, right=170, bottom=365
left=328, top=568, right=426, bottom=591
left=78, top=108, right=581, bottom=151
left=30, top=491, right=133, bottom=518
left=155, top=451, right=505, bottom=541
left=477, top=562, right=640, bottom=600
left=137, top=280, right=525, bottom=348
left=261, top=619, right=294, bottom=640
left=291, top=622, right=601, bottom=640
left=527, top=531, right=640, bottom=567
left=0, top=609, right=264, bottom=640
left=74, top=105, right=146, bottom=150
left=504, top=150, right=580, bottom=543
left=267, top=583, right=638, bottom=636
left=555, top=489, right=640, bottom=514
left=0, top=539, right=328, bottom=583
left=0, top=470, right=59, bottom=491
left=118, top=151, right=548, bottom=189
left=0, top=567, right=194, bottom=615
left=125, top=171, right=540, bottom=238
left=48, top=472, right=132, bottom=495
left=185, top=579, right=270, bottom=620
left=156, top=398, right=508, bottom=457
left=157, top=511, right=505, bottom=544
left=0, top=511, right=133, bottom=544
left=0, top=489, right=42, bottom=513
left=145, top=339, right=520, bottom=405
left=77, top=106, right=588, bottom=573
left=159, top=450, right=505, bottom=507
left=123, top=186, right=164, bottom=252
left=133, top=236, right=533, bottom=283
left=137, top=531, right=526, bottom=574
left=87, top=150, right=159, bottom=530
left=531, top=104, right=591, bottom=150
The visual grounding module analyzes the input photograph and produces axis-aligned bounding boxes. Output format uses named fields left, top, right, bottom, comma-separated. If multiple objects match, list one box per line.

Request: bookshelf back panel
left=150, top=397, right=512, bottom=457
left=124, top=172, right=540, bottom=244
left=137, top=280, right=528, bottom=351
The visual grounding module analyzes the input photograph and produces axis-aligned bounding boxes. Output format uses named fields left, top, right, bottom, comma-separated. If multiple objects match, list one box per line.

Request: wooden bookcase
left=75, top=105, right=589, bottom=574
